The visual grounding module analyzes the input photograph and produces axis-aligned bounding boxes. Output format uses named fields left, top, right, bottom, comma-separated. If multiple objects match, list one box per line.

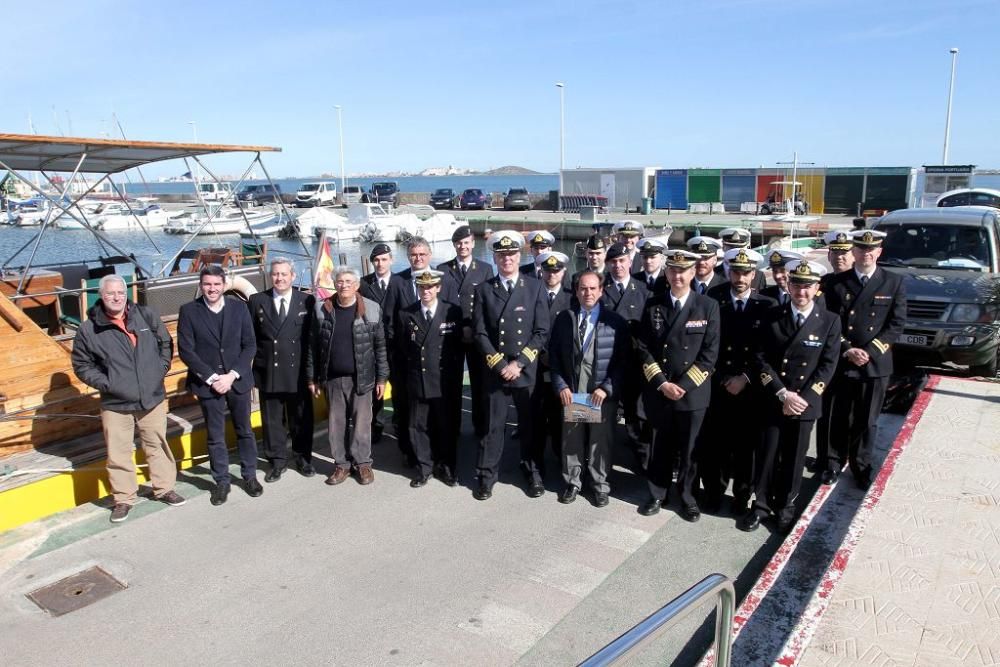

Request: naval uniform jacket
left=823, top=268, right=906, bottom=379
left=248, top=288, right=314, bottom=394
left=473, top=274, right=549, bottom=389
left=396, top=300, right=464, bottom=400
left=436, top=258, right=494, bottom=324
left=177, top=296, right=256, bottom=399
left=706, top=284, right=776, bottom=383
left=600, top=275, right=649, bottom=332
left=635, top=292, right=720, bottom=412
left=752, top=304, right=842, bottom=421
left=693, top=271, right=728, bottom=296
left=633, top=270, right=667, bottom=297
left=539, top=286, right=575, bottom=371
left=360, top=271, right=392, bottom=306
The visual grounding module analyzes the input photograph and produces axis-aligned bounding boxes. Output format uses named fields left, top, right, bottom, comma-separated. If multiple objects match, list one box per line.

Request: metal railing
left=579, top=574, right=735, bottom=667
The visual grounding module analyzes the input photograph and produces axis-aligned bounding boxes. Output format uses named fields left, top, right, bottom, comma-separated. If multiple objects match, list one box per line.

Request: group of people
left=71, top=219, right=904, bottom=533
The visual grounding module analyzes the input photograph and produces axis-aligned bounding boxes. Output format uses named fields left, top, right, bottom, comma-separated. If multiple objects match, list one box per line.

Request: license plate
left=903, top=334, right=928, bottom=346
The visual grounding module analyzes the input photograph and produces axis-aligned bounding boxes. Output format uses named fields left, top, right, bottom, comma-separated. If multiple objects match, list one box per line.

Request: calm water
left=123, top=174, right=560, bottom=197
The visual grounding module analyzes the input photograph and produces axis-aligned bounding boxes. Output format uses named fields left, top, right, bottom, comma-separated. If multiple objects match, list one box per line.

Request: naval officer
left=717, top=228, right=767, bottom=292
left=521, top=230, right=555, bottom=279
left=360, top=243, right=398, bottom=443
left=687, top=236, right=727, bottom=295
left=633, top=238, right=667, bottom=297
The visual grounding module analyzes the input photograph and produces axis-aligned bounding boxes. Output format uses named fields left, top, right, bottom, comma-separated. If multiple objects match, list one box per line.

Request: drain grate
left=26, top=566, right=126, bottom=616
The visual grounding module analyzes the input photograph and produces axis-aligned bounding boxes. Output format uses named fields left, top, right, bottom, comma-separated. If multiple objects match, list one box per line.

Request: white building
left=560, top=167, right=659, bottom=210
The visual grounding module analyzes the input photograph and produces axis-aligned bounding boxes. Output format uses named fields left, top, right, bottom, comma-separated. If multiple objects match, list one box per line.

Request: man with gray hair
left=307, top=266, right=389, bottom=486
left=72, top=274, right=184, bottom=523
left=248, top=258, right=315, bottom=482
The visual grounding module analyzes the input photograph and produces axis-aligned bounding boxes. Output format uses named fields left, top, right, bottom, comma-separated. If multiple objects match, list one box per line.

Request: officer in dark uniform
left=613, top=219, right=644, bottom=265
left=472, top=230, right=549, bottom=500
left=823, top=229, right=905, bottom=489
left=531, top=251, right=574, bottom=461
left=520, top=230, right=555, bottom=279
left=437, top=225, right=494, bottom=437
left=701, top=248, right=775, bottom=514
left=760, top=249, right=804, bottom=306
left=571, top=234, right=608, bottom=288
left=717, top=228, right=767, bottom=292
left=738, top=260, right=841, bottom=532
left=249, top=258, right=316, bottom=482
left=688, top=236, right=727, bottom=295
left=397, top=269, right=465, bottom=488
left=633, top=238, right=667, bottom=297
left=360, top=243, right=397, bottom=443
left=636, top=249, right=720, bottom=521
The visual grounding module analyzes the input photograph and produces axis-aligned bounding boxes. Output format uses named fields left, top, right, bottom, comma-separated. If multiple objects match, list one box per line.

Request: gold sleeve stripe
left=810, top=381, right=825, bottom=395
left=686, top=366, right=709, bottom=387
left=872, top=338, right=889, bottom=354
left=642, top=363, right=663, bottom=382
left=760, top=373, right=773, bottom=386
left=522, top=347, right=538, bottom=363
left=486, top=353, right=504, bottom=369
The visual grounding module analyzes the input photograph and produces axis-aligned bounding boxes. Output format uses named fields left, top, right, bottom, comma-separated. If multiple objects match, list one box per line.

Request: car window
left=881, top=223, right=991, bottom=267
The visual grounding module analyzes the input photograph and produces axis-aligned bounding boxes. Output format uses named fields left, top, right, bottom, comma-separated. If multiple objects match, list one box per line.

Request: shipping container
left=561, top=167, right=657, bottom=211
left=687, top=169, right=721, bottom=204
left=654, top=169, right=687, bottom=210
left=824, top=168, right=865, bottom=214
left=721, top=169, right=756, bottom=212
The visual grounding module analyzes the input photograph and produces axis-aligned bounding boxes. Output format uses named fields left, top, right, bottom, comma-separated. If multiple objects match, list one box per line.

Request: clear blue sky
left=4, top=0, right=998, bottom=179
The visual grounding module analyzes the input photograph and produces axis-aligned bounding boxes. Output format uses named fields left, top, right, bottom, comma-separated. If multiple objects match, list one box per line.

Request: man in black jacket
left=739, top=260, right=841, bottom=532
left=633, top=238, right=667, bottom=297
left=760, top=249, right=804, bottom=307
left=549, top=271, right=630, bottom=507
left=307, top=266, right=389, bottom=486
left=636, top=250, right=720, bottom=520
left=248, top=258, right=315, bottom=482
left=688, top=236, right=727, bottom=295
left=397, top=269, right=464, bottom=487
left=360, top=243, right=396, bottom=443
left=72, top=274, right=184, bottom=523
left=178, top=265, right=260, bottom=506
left=822, top=229, right=906, bottom=489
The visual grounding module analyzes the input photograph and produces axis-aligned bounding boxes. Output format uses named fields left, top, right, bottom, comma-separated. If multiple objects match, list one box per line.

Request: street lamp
left=334, top=105, right=346, bottom=194
left=556, top=82, right=565, bottom=210
left=942, top=47, right=959, bottom=164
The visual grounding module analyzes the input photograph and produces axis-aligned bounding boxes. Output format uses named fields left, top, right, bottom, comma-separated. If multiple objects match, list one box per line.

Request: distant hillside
left=483, top=166, right=544, bottom=176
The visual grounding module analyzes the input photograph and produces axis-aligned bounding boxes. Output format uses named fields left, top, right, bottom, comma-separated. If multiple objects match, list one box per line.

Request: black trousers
left=698, top=385, right=760, bottom=505
left=259, top=390, right=314, bottom=465
left=814, top=375, right=839, bottom=469
left=478, top=384, right=537, bottom=487
left=753, top=419, right=814, bottom=524
left=198, top=390, right=258, bottom=485
left=530, top=371, right=563, bottom=459
left=389, top=359, right=413, bottom=462
left=408, top=394, right=456, bottom=478
left=828, top=375, right=886, bottom=477
left=464, top=343, right=488, bottom=437
left=648, top=402, right=705, bottom=507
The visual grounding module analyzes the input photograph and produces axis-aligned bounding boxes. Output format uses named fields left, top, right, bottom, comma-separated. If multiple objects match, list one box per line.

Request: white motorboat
left=396, top=212, right=465, bottom=243
left=163, top=205, right=279, bottom=235
left=93, top=202, right=171, bottom=230
left=239, top=218, right=293, bottom=239
left=352, top=203, right=421, bottom=243
left=6, top=203, right=51, bottom=226
left=289, top=206, right=359, bottom=242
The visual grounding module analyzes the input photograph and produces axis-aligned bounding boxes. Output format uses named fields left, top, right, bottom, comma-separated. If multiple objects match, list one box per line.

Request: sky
left=4, top=0, right=999, bottom=179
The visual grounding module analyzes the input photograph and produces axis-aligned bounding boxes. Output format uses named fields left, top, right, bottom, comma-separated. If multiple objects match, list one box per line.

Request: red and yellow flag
left=313, top=231, right=336, bottom=300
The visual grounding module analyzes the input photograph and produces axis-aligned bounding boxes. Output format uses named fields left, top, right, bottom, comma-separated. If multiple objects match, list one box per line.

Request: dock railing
left=579, top=573, right=735, bottom=667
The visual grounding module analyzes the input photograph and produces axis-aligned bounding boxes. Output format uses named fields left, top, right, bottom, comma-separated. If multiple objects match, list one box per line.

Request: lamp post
left=334, top=105, right=346, bottom=195
left=942, top=47, right=959, bottom=164
left=556, top=82, right=565, bottom=210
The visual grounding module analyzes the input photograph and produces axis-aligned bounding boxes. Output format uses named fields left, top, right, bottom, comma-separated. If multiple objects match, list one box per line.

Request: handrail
left=579, top=574, right=734, bottom=667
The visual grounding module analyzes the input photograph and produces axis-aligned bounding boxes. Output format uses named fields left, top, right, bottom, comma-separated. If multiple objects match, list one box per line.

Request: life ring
left=224, top=275, right=257, bottom=302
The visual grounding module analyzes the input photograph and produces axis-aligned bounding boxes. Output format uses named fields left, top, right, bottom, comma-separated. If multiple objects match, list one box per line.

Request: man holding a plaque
left=548, top=271, right=630, bottom=507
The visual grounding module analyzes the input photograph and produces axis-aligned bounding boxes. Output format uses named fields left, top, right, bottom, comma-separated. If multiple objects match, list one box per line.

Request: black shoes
left=558, top=486, right=579, bottom=504
left=526, top=482, right=545, bottom=498
left=854, top=468, right=873, bottom=491
left=820, top=470, right=839, bottom=485
left=295, top=458, right=316, bottom=478
left=777, top=516, right=796, bottom=534
left=244, top=478, right=264, bottom=497
left=410, top=475, right=431, bottom=488
left=639, top=498, right=662, bottom=516
left=737, top=511, right=761, bottom=532
left=264, top=466, right=285, bottom=483
left=593, top=491, right=609, bottom=508
left=679, top=504, right=701, bottom=523
left=433, top=464, right=458, bottom=487
left=210, top=484, right=230, bottom=506
left=473, top=481, right=493, bottom=501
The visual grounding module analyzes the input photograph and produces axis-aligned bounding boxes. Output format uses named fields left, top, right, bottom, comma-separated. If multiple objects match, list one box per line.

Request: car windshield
left=373, top=183, right=396, bottom=193
left=198, top=184, right=215, bottom=193
left=433, top=189, right=453, bottom=196
left=241, top=186, right=261, bottom=193
left=879, top=223, right=991, bottom=269
left=300, top=184, right=320, bottom=192
left=464, top=189, right=481, bottom=196
left=344, top=186, right=361, bottom=193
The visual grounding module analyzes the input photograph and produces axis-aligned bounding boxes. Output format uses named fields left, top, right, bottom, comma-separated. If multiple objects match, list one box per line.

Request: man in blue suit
left=178, top=265, right=261, bottom=506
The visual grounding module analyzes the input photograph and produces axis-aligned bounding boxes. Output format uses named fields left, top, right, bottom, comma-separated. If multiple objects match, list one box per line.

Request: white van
left=198, top=182, right=234, bottom=202
left=296, top=181, right=337, bottom=207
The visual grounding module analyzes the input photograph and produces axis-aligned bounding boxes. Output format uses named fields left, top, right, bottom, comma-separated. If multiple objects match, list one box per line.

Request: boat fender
left=224, top=275, right=257, bottom=302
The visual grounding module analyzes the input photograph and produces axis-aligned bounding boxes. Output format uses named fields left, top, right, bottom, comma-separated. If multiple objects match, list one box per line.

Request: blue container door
left=721, top=175, right=755, bottom=212
left=655, top=172, right=687, bottom=210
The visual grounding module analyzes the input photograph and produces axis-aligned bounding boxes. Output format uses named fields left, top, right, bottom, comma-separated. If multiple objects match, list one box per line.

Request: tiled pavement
left=801, top=377, right=1000, bottom=666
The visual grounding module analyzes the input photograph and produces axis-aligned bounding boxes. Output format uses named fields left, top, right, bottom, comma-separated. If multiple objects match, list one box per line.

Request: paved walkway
left=795, top=376, right=1000, bottom=666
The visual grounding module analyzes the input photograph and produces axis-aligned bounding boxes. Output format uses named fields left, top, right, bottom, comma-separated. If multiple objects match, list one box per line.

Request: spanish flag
left=313, top=231, right=336, bottom=300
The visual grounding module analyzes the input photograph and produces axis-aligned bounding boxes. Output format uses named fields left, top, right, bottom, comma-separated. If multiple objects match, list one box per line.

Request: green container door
left=687, top=169, right=721, bottom=203
left=824, top=175, right=865, bottom=214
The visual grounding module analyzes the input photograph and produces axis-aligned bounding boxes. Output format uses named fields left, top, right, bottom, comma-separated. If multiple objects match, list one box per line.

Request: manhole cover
left=26, top=566, right=126, bottom=616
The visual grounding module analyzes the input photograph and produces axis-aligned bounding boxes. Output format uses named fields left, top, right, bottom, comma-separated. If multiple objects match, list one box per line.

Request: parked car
left=236, top=183, right=281, bottom=207
left=295, top=181, right=337, bottom=207
left=429, top=188, right=456, bottom=209
left=198, top=181, right=233, bottom=203
left=341, top=185, right=365, bottom=206
left=460, top=188, right=490, bottom=210
left=503, top=187, right=531, bottom=211
left=369, top=181, right=400, bottom=207
left=936, top=188, right=1000, bottom=209
left=872, top=206, right=1000, bottom=377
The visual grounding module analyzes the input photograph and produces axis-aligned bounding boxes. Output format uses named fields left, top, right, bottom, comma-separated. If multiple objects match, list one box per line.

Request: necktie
left=699, top=282, right=706, bottom=295
left=461, top=264, right=468, bottom=277
left=672, top=298, right=681, bottom=312
left=412, top=281, right=418, bottom=298
left=548, top=291, right=555, bottom=306
left=781, top=292, right=788, bottom=305
left=617, top=282, right=625, bottom=296
left=424, top=309, right=432, bottom=323
left=579, top=311, right=588, bottom=346
left=796, top=313, right=805, bottom=328
left=860, top=275, right=869, bottom=287
left=506, top=279, right=514, bottom=293
left=736, top=300, right=744, bottom=313
left=278, top=297, right=286, bottom=322
left=379, top=279, right=386, bottom=293
left=648, top=276, right=655, bottom=289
